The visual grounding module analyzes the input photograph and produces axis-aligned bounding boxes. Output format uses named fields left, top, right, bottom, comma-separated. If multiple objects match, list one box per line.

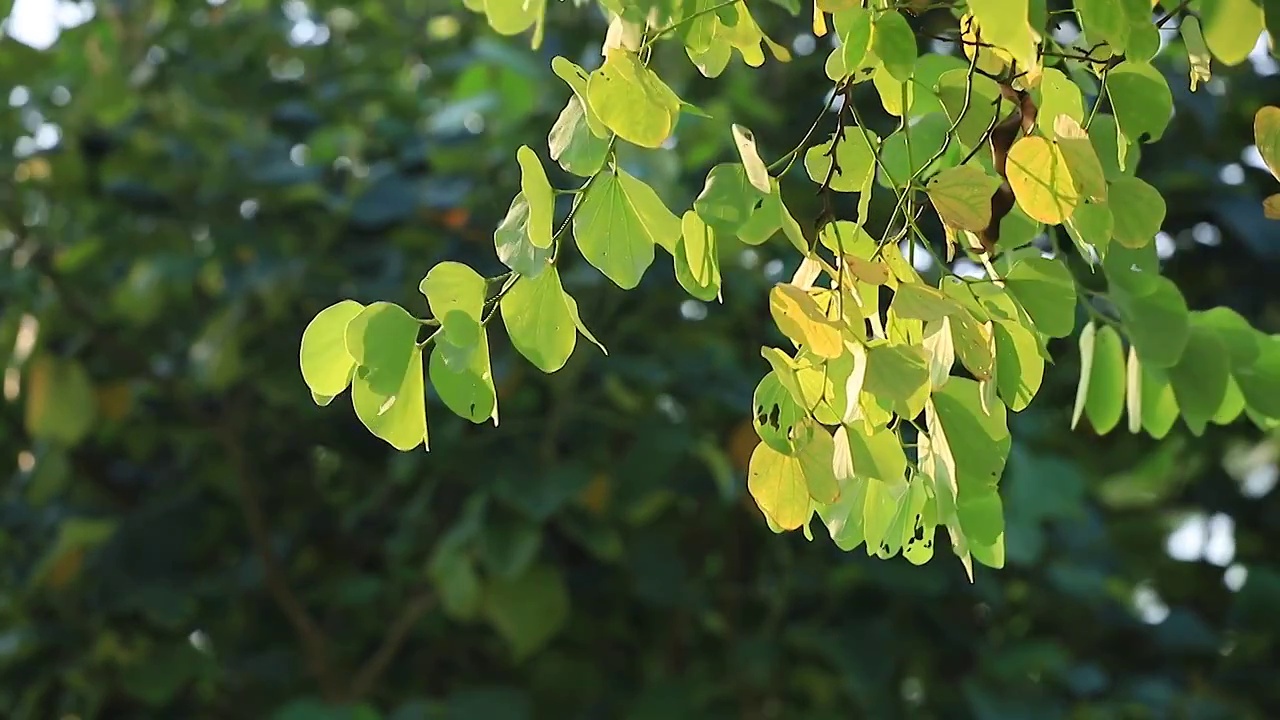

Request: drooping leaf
left=429, top=326, right=497, bottom=424
left=548, top=97, right=609, bottom=176
left=753, top=372, right=815, bottom=455
left=863, top=344, right=931, bottom=419
left=1107, top=62, right=1173, bottom=144
left=804, top=129, right=879, bottom=193
left=574, top=166, right=680, bottom=289
left=871, top=9, right=917, bottom=82
left=926, top=165, right=1003, bottom=232
left=345, top=302, right=429, bottom=451
left=1255, top=106, right=1280, bottom=180
left=731, top=124, right=773, bottom=193
left=1108, top=176, right=1165, bottom=249
left=1199, top=0, right=1266, bottom=66
left=1072, top=322, right=1096, bottom=430
left=770, top=284, right=843, bottom=359
left=1085, top=324, right=1126, bottom=433
left=967, top=0, right=1038, bottom=73
left=695, top=163, right=767, bottom=235
left=500, top=267, right=576, bottom=373
left=587, top=49, right=681, bottom=148
left=675, top=211, right=721, bottom=302
left=1166, top=322, right=1231, bottom=434
left=550, top=56, right=610, bottom=138
left=1004, top=256, right=1077, bottom=338
left=300, top=300, right=364, bottom=400
left=930, top=377, right=1010, bottom=490
left=495, top=193, right=553, bottom=278
left=516, top=146, right=555, bottom=249
left=747, top=441, right=813, bottom=530
left=1110, top=277, right=1190, bottom=369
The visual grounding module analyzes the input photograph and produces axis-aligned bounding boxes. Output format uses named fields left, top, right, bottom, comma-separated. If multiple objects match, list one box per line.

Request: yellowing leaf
left=1037, top=68, right=1085, bottom=131
left=1180, top=16, right=1212, bottom=91
left=863, top=344, right=931, bottom=419
left=731, top=124, right=772, bottom=193
left=1265, top=194, right=1280, bottom=219
left=926, top=165, right=1002, bottom=232
left=966, top=0, right=1038, bottom=74
left=748, top=442, right=813, bottom=530
left=1255, top=106, right=1280, bottom=181
left=770, top=284, right=843, bottom=359
left=1006, top=135, right=1079, bottom=225
left=804, top=129, right=879, bottom=193
left=24, top=355, right=97, bottom=447
left=516, top=146, right=555, bottom=248
left=1052, top=114, right=1107, bottom=203
left=551, top=56, right=609, bottom=138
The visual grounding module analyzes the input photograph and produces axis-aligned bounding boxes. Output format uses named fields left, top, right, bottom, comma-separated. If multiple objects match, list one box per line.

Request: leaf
left=345, top=302, right=429, bottom=451
left=878, top=113, right=950, bottom=188
left=562, top=291, right=607, bottom=356
left=1072, top=321, right=1097, bottom=430
left=1108, top=176, right=1165, bottom=248
left=922, top=319, right=956, bottom=389
left=550, top=56, right=609, bottom=138
left=1065, top=201, right=1113, bottom=260
left=747, top=441, right=812, bottom=530
left=1140, top=364, right=1180, bottom=438
left=891, top=282, right=961, bottom=322
left=516, top=146, right=555, bottom=249
left=574, top=167, right=680, bottom=289
left=731, top=124, right=772, bottom=193
left=1199, top=0, right=1265, bottom=66
left=675, top=211, right=722, bottom=302
left=1126, top=345, right=1143, bottom=433
left=1052, top=114, right=1107, bottom=203
left=992, top=316, right=1043, bottom=412
left=934, top=69, right=1002, bottom=149
left=1265, top=194, right=1280, bottom=219
left=863, top=344, right=931, bottom=419
left=500, top=267, right=576, bottom=373
left=926, top=165, right=1003, bottom=232
left=1167, top=323, right=1231, bottom=434
left=770, top=284, right=843, bottom=359
left=24, top=355, right=97, bottom=447
left=1037, top=68, right=1085, bottom=131
left=967, top=0, right=1038, bottom=73
left=587, top=49, right=681, bottom=149
left=804, top=129, right=878, bottom=193
left=1180, top=16, right=1213, bottom=91
left=1075, top=0, right=1128, bottom=52
left=842, top=421, right=908, bottom=482
left=1111, top=277, right=1189, bottom=369
left=753, top=372, right=815, bottom=455
left=430, top=325, right=498, bottom=424
left=1107, top=62, right=1173, bottom=144
left=825, top=6, right=873, bottom=80
left=930, top=377, right=1010, bottom=490
left=1085, top=324, right=1126, bottom=433
left=871, top=9, right=917, bottom=82
left=1235, top=334, right=1280, bottom=418
left=482, top=563, right=570, bottom=661
left=300, top=300, right=363, bottom=399
left=1006, top=135, right=1079, bottom=225
left=1255, top=106, right=1280, bottom=180
left=1004, top=256, right=1077, bottom=338
left=421, top=261, right=486, bottom=359
left=548, top=97, right=609, bottom=176
left=863, top=475, right=910, bottom=556
left=737, top=178, right=808, bottom=253
left=695, top=163, right=767, bottom=235
left=482, top=0, right=539, bottom=37
left=798, top=429, right=840, bottom=504
left=494, top=193, right=553, bottom=278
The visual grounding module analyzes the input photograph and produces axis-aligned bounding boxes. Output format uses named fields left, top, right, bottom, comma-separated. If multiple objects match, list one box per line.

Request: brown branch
left=219, top=400, right=340, bottom=700
left=346, top=589, right=436, bottom=700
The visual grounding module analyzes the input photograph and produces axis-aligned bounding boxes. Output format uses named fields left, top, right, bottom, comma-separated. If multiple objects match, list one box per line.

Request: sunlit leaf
left=1199, top=0, right=1265, bottom=66
left=300, top=300, right=363, bottom=399
left=345, top=302, right=429, bottom=451
left=587, top=49, right=681, bottom=148
left=732, top=124, right=773, bottom=193
left=863, top=344, right=930, bottom=419
left=1107, top=62, right=1173, bottom=144
left=1006, top=135, right=1079, bottom=224
left=495, top=193, right=553, bottom=278
left=1111, top=277, right=1189, bottom=368
left=500, top=267, right=576, bottom=373
left=1085, top=324, right=1125, bottom=433
left=748, top=441, right=813, bottom=530
left=574, top=166, right=680, bottom=289
left=1108, top=176, right=1165, bottom=249
left=516, top=146, right=555, bottom=249
left=548, top=97, right=609, bottom=176
left=770, top=284, right=843, bottom=359
left=1004, top=256, right=1077, bottom=338
left=695, top=163, right=767, bottom=235
left=1167, top=322, right=1231, bottom=434
left=926, top=165, right=1003, bottom=232
left=804, top=129, right=879, bottom=193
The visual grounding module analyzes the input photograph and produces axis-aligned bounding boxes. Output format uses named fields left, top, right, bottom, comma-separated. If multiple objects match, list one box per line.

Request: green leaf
left=1108, top=176, right=1165, bottom=249
left=863, top=344, right=931, bottom=419
left=871, top=9, right=917, bottom=82
left=992, top=316, right=1043, bottom=412
left=1126, top=344, right=1143, bottom=433
left=563, top=290, right=607, bottom=356
left=926, top=165, right=1003, bottom=232
left=1167, top=322, right=1231, bottom=434
left=551, top=57, right=610, bottom=138
left=1089, top=113, right=1139, bottom=178
left=24, top=355, right=97, bottom=447
left=1102, top=241, right=1160, bottom=296
left=731, top=124, right=772, bottom=193
left=737, top=178, right=809, bottom=253
left=574, top=166, right=680, bottom=289
left=675, top=211, right=721, bottom=302
left=798, top=428, right=840, bottom=504
left=825, top=6, right=873, bottom=80
left=429, top=326, right=497, bottom=425
left=1084, top=324, right=1126, bottom=433
left=842, top=421, right=907, bottom=482
left=345, top=302, right=429, bottom=451
left=1111, top=277, right=1189, bottom=369
left=495, top=193, right=553, bottom=279
left=548, top=97, right=609, bottom=176
left=421, top=261, right=486, bottom=353
left=482, top=563, right=570, bottom=661
left=1037, top=67, right=1085, bottom=131
left=587, top=49, right=681, bottom=149
left=1071, top=322, right=1096, bottom=430
left=1065, top=201, right=1113, bottom=260
left=1075, top=0, right=1128, bottom=51
left=804, top=129, right=879, bottom=193
left=934, top=69, right=1002, bottom=149
left=1255, top=106, right=1280, bottom=180
left=930, top=377, right=1010, bottom=490
left=878, top=113, right=950, bottom=188
left=1004, top=256, right=1077, bottom=338
left=695, top=163, right=767, bottom=235
left=482, top=0, right=539, bottom=36
left=891, top=282, right=961, bottom=322
left=1200, top=0, right=1265, bottom=66
left=500, top=267, right=576, bottom=373
left=863, top=475, right=909, bottom=557
left=1052, top=114, right=1108, bottom=203
left=1139, top=364, right=1180, bottom=438
left=753, top=372, right=815, bottom=455
left=300, top=300, right=364, bottom=399
left=1236, top=334, right=1280, bottom=418
left=516, top=146, right=555, bottom=249
left=747, top=441, right=813, bottom=530
left=1107, top=62, right=1173, bottom=144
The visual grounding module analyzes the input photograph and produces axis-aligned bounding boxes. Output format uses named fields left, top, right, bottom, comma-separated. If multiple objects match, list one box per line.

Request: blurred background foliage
left=2, top=0, right=1280, bottom=718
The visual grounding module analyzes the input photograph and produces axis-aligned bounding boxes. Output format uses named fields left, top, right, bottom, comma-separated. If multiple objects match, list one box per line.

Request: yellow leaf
left=926, top=165, right=1003, bottom=232
left=1264, top=194, right=1280, bottom=220
left=747, top=442, right=812, bottom=530
left=1005, top=135, right=1079, bottom=224
left=1052, top=114, right=1107, bottom=202
left=770, top=284, right=843, bottom=359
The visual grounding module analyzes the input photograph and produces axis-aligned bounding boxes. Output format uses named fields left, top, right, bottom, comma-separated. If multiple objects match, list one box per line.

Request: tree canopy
left=4, top=0, right=1280, bottom=718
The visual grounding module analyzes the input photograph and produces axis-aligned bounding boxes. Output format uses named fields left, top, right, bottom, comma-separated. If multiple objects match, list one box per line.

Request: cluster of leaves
left=301, top=0, right=1280, bottom=579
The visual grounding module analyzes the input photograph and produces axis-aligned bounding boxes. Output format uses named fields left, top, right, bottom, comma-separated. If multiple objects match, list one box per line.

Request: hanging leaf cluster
left=299, top=0, right=1280, bottom=579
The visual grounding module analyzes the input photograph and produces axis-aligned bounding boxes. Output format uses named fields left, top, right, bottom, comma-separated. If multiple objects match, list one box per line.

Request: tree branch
left=346, top=589, right=436, bottom=700
left=219, top=400, right=340, bottom=699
